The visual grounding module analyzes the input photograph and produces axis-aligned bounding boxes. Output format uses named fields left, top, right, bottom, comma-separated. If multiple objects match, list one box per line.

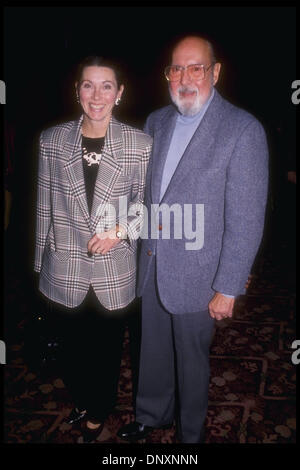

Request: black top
left=82, top=135, right=105, bottom=214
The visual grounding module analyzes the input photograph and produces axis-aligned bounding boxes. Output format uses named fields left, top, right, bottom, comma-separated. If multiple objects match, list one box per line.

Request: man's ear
left=213, top=62, right=221, bottom=86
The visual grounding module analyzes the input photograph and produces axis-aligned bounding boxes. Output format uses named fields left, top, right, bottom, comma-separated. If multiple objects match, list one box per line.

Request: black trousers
left=45, top=286, right=131, bottom=422
left=136, top=259, right=215, bottom=443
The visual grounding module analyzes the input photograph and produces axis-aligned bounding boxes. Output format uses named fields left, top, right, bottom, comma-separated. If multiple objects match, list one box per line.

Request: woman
left=34, top=56, right=152, bottom=442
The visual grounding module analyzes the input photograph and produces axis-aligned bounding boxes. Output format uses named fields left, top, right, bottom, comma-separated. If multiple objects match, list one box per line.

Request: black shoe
left=79, top=420, right=104, bottom=443
left=117, top=421, right=153, bottom=441
left=66, top=407, right=87, bottom=425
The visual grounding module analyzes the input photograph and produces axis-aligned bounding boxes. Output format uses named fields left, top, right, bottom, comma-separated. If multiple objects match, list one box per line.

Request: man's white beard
left=170, top=86, right=204, bottom=116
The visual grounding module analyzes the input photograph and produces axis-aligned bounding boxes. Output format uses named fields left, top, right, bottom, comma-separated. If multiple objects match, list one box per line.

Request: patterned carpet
left=3, top=239, right=296, bottom=444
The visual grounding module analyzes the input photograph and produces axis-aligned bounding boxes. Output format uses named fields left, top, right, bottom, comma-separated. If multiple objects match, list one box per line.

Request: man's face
left=169, top=37, right=221, bottom=116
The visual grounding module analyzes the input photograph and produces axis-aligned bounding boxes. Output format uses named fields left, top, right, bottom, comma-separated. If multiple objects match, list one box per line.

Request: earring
left=115, top=97, right=121, bottom=106
left=76, top=93, right=80, bottom=104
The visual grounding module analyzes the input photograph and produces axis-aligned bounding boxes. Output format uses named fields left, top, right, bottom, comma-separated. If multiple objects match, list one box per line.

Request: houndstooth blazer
left=34, top=115, right=152, bottom=310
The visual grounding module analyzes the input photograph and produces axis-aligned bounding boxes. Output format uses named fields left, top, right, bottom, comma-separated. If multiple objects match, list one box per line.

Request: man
left=118, top=35, right=269, bottom=443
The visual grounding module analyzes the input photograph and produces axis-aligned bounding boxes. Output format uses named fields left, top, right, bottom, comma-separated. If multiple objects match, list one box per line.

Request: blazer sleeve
left=212, top=119, right=269, bottom=296
left=119, top=139, right=152, bottom=242
left=143, top=113, right=154, bottom=137
left=34, top=132, right=51, bottom=272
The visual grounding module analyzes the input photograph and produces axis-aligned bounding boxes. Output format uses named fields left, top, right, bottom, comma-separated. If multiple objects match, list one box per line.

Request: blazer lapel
left=89, top=116, right=123, bottom=233
left=160, top=90, right=225, bottom=204
left=64, top=115, right=92, bottom=230
left=151, top=106, right=178, bottom=204
left=63, top=115, right=123, bottom=234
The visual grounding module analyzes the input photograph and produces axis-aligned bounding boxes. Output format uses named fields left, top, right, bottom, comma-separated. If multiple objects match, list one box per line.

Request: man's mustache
left=178, top=86, right=198, bottom=95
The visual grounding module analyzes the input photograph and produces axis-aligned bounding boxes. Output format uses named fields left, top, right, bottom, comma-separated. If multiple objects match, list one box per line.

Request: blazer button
left=147, top=249, right=152, bottom=256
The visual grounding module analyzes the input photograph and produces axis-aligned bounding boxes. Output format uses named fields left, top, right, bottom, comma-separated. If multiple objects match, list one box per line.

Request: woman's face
left=76, top=66, right=123, bottom=125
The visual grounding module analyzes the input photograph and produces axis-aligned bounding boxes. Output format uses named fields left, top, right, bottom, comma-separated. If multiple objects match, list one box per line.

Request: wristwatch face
left=116, top=231, right=122, bottom=239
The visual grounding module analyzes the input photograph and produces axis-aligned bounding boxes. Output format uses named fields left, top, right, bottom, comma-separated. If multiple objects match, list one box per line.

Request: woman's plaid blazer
left=34, top=115, right=152, bottom=310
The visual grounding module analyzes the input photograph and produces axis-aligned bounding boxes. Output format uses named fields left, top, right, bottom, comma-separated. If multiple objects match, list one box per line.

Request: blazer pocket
left=47, top=247, right=71, bottom=262
left=192, top=167, right=221, bottom=170
left=41, top=246, right=71, bottom=280
left=189, top=167, right=222, bottom=175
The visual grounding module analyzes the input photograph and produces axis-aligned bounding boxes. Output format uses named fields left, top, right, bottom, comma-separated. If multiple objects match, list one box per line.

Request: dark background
left=1, top=5, right=297, bottom=457
left=3, top=5, right=297, bottom=295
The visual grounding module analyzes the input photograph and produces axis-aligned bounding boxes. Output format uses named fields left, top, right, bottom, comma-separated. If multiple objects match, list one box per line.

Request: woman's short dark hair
left=76, top=55, right=124, bottom=90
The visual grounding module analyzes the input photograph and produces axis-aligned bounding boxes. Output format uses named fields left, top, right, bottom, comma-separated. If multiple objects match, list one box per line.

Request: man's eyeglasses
left=164, top=63, right=215, bottom=82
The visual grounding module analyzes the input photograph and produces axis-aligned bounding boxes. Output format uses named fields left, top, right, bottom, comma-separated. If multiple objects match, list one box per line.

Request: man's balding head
left=172, top=36, right=216, bottom=65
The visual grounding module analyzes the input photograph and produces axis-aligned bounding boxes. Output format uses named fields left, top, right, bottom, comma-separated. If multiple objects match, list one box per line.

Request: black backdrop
left=4, top=6, right=296, bottom=127
left=3, top=4, right=297, bottom=299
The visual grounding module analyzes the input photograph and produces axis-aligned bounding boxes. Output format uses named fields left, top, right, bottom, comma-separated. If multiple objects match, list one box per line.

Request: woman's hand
left=87, top=227, right=123, bottom=255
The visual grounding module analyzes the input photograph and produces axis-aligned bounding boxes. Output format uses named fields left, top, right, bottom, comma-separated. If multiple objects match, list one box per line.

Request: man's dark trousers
left=135, top=258, right=216, bottom=443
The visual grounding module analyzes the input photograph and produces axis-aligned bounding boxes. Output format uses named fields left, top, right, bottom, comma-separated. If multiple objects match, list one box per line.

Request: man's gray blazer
left=137, top=90, right=269, bottom=314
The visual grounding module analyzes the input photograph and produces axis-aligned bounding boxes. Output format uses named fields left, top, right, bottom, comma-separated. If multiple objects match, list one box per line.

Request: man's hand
left=208, top=292, right=235, bottom=321
left=87, top=228, right=122, bottom=255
